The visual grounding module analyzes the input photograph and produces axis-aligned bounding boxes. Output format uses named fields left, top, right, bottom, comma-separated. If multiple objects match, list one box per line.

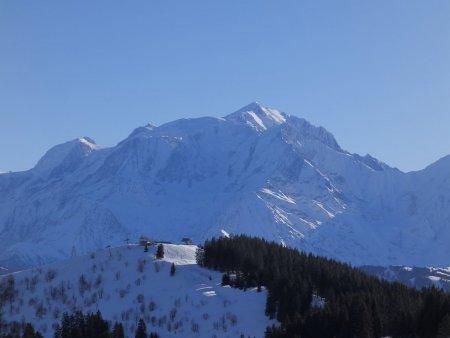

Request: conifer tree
left=156, top=244, right=164, bottom=259
left=170, top=263, right=176, bottom=276
left=437, top=314, right=450, bottom=338
left=195, top=246, right=204, bottom=265
left=22, top=323, right=36, bottom=338
left=221, top=273, right=231, bottom=286
left=111, top=322, right=125, bottom=338
left=135, top=318, right=147, bottom=338
left=22, top=323, right=43, bottom=338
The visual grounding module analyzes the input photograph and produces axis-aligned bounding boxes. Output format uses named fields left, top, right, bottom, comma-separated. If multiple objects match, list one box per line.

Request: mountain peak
left=78, top=136, right=97, bottom=148
left=33, top=137, right=100, bottom=175
left=235, top=101, right=266, bottom=113
left=225, top=102, right=287, bottom=131
left=126, top=123, right=157, bottom=141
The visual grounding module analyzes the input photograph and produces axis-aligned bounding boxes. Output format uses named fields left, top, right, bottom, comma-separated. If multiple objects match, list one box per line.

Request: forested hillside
left=198, top=235, right=450, bottom=338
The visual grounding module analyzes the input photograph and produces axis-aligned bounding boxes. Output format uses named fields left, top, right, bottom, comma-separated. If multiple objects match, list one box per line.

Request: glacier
left=2, top=102, right=450, bottom=271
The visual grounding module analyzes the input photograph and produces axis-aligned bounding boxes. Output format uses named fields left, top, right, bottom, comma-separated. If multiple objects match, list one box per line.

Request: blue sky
left=1, top=1, right=449, bottom=172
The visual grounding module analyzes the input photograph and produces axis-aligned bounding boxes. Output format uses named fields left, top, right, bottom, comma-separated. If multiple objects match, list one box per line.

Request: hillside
left=2, top=102, right=450, bottom=270
left=3, top=235, right=450, bottom=337
left=0, top=243, right=272, bottom=338
left=199, top=236, right=450, bottom=338
left=361, top=265, right=450, bottom=291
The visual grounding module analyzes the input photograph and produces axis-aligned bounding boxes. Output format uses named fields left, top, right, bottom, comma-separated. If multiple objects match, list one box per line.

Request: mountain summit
left=225, top=102, right=287, bottom=131
left=1, top=103, right=450, bottom=270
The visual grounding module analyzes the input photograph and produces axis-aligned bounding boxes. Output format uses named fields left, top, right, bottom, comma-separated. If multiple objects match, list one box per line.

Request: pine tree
left=349, top=297, right=373, bottom=338
left=195, top=246, right=204, bottom=265
left=156, top=244, right=164, bottom=259
left=54, top=323, right=62, bottom=338
left=437, top=314, right=450, bottom=338
left=22, top=323, right=35, bottom=338
left=144, top=243, right=148, bottom=253
left=265, top=289, right=277, bottom=319
left=221, top=273, right=231, bottom=286
left=90, top=310, right=109, bottom=337
left=170, top=263, right=176, bottom=276
left=111, top=322, right=125, bottom=338
left=135, top=318, right=147, bottom=338
left=22, top=323, right=41, bottom=338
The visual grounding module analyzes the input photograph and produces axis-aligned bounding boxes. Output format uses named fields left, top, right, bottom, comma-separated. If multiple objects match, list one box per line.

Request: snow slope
left=2, top=102, right=450, bottom=269
left=360, top=265, right=450, bottom=291
left=0, top=244, right=273, bottom=338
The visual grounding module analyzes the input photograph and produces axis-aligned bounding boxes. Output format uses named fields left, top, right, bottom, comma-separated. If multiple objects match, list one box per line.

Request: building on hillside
left=181, top=237, right=193, bottom=245
left=139, top=236, right=154, bottom=246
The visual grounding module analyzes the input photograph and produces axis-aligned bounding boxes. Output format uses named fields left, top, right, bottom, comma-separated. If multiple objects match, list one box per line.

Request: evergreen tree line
left=0, top=310, right=160, bottom=338
left=53, top=311, right=160, bottom=338
left=197, top=235, right=450, bottom=338
left=0, top=321, right=43, bottom=338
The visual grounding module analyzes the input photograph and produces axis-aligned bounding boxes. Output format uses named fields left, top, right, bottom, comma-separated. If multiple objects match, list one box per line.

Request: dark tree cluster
left=155, top=244, right=164, bottom=259
left=54, top=311, right=111, bottom=338
left=0, top=321, right=43, bottom=338
left=52, top=311, right=159, bottom=338
left=198, top=235, right=450, bottom=338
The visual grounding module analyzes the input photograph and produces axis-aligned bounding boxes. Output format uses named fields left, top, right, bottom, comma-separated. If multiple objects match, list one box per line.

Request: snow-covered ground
left=1, top=244, right=274, bottom=337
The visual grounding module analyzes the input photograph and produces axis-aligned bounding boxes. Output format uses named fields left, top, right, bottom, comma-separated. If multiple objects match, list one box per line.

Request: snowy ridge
left=360, top=265, right=450, bottom=291
left=2, top=102, right=450, bottom=270
left=0, top=244, right=273, bottom=337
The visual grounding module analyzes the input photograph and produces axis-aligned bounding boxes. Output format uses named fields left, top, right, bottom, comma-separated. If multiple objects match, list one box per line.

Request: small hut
left=181, top=237, right=193, bottom=245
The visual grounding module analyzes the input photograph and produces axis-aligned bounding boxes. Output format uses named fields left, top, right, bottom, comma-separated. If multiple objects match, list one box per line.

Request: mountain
left=0, top=243, right=272, bottom=338
left=360, top=265, right=450, bottom=291
left=1, top=102, right=450, bottom=270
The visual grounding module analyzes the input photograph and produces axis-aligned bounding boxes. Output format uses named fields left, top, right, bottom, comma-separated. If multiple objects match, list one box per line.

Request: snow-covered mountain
left=0, top=243, right=272, bottom=338
left=2, top=102, right=450, bottom=270
left=360, top=265, right=450, bottom=291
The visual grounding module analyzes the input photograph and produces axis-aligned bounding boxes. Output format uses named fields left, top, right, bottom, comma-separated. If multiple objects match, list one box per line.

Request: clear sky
left=1, top=1, right=449, bottom=173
